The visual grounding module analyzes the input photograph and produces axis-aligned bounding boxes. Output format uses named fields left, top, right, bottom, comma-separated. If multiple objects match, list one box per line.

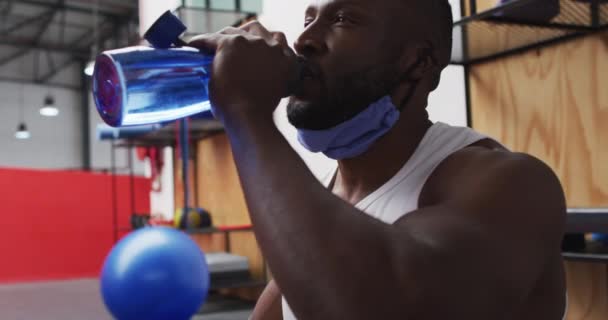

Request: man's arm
left=223, top=118, right=566, bottom=319
left=251, top=280, right=282, bottom=320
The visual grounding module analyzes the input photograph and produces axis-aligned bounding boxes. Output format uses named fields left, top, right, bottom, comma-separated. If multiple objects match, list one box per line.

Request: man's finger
left=240, top=21, right=282, bottom=45
left=272, top=32, right=288, bottom=48
left=218, top=26, right=248, bottom=36
left=240, top=20, right=271, bottom=36
left=187, top=33, right=230, bottom=52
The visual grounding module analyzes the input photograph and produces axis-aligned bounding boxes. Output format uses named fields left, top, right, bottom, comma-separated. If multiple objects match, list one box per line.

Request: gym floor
left=0, top=279, right=253, bottom=320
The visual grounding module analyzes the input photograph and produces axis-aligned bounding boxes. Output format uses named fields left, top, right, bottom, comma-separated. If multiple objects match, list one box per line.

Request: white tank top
left=281, top=122, right=489, bottom=319
left=281, top=122, right=568, bottom=319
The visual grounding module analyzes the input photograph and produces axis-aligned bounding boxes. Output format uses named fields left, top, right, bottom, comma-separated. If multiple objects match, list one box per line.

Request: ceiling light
left=40, top=95, right=59, bottom=117
left=15, top=123, right=31, bottom=140
left=84, top=60, right=95, bottom=76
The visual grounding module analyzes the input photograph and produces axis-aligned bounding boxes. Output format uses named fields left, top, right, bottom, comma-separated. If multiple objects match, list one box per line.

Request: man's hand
left=188, top=21, right=296, bottom=124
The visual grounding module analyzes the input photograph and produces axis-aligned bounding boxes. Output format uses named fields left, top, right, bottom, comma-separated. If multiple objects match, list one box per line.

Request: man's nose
left=294, top=27, right=327, bottom=56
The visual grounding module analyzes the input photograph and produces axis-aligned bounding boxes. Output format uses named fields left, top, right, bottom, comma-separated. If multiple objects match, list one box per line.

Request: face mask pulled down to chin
left=296, top=95, right=400, bottom=160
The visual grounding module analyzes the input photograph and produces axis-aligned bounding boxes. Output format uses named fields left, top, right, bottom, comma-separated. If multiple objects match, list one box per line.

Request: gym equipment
left=187, top=225, right=268, bottom=290
left=206, top=252, right=252, bottom=286
left=174, top=207, right=213, bottom=229
left=591, top=233, right=608, bottom=245
left=130, top=213, right=151, bottom=229
left=100, top=227, right=210, bottom=320
left=92, top=10, right=304, bottom=127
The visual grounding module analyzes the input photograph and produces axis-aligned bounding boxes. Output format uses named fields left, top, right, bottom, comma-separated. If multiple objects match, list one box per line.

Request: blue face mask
left=296, top=95, right=400, bottom=160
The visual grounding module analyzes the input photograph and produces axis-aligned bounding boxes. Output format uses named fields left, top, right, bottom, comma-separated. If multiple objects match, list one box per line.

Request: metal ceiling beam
left=0, top=0, right=13, bottom=15
left=70, top=12, right=136, bottom=51
left=45, top=49, right=56, bottom=70
left=32, top=15, right=134, bottom=83
left=0, top=77, right=79, bottom=90
left=0, top=14, right=126, bottom=61
left=58, top=8, right=66, bottom=44
left=69, top=0, right=136, bottom=13
left=36, top=54, right=77, bottom=82
left=0, top=4, right=59, bottom=66
left=0, top=45, right=32, bottom=66
left=17, top=0, right=135, bottom=20
left=0, top=8, right=55, bottom=36
left=0, top=1, right=137, bottom=86
left=0, top=0, right=14, bottom=32
left=0, top=36, right=89, bottom=56
left=3, top=12, right=93, bottom=29
left=33, top=49, right=39, bottom=79
left=67, top=17, right=114, bottom=49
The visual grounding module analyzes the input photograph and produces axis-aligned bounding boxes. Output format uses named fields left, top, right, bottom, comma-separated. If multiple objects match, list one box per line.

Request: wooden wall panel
left=195, top=133, right=265, bottom=300
left=461, top=1, right=594, bottom=61
left=469, top=29, right=608, bottom=319
left=196, top=133, right=250, bottom=227
left=463, top=0, right=497, bottom=16
left=470, top=31, right=608, bottom=207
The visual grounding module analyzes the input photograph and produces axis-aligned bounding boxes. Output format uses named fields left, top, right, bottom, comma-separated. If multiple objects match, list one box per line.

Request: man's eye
left=304, top=19, right=314, bottom=27
left=335, top=14, right=348, bottom=24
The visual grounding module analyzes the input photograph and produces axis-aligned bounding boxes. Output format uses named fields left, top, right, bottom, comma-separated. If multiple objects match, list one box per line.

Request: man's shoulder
left=420, top=142, right=564, bottom=211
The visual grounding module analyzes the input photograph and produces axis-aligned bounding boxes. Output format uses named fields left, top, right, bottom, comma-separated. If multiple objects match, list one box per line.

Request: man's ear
left=398, top=42, right=440, bottom=81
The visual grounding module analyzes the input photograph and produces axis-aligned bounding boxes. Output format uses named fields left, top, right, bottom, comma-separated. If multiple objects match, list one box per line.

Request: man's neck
left=332, top=114, right=432, bottom=205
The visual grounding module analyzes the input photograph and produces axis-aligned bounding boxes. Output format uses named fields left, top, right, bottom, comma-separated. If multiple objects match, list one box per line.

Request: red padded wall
left=0, top=168, right=150, bottom=283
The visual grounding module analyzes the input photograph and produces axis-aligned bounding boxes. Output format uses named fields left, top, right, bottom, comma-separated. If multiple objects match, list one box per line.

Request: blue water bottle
left=93, top=11, right=303, bottom=128
left=93, top=11, right=215, bottom=127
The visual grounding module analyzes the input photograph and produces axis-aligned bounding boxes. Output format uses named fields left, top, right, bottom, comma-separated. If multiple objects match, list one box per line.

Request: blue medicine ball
left=101, top=227, right=209, bottom=320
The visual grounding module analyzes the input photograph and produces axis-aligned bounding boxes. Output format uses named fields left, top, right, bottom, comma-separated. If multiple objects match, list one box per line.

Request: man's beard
left=287, top=62, right=401, bottom=130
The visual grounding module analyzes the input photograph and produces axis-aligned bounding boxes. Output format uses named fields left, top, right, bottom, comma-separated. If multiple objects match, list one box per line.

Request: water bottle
left=93, top=46, right=214, bottom=127
left=93, top=10, right=302, bottom=128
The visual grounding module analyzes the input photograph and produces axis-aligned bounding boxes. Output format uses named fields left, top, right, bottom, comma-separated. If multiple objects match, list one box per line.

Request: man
left=189, top=0, right=567, bottom=319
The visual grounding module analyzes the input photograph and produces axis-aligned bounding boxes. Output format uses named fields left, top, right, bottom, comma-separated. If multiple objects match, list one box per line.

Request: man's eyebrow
left=325, top=0, right=369, bottom=12
left=306, top=0, right=369, bottom=16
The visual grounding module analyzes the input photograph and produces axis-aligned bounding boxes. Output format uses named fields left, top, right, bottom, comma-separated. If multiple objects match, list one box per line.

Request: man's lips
left=298, top=58, right=322, bottom=81
left=294, top=59, right=323, bottom=99
left=300, top=65, right=317, bottom=80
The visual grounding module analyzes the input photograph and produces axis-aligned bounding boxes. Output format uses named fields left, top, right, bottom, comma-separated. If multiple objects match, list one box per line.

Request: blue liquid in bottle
left=93, top=46, right=214, bottom=127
